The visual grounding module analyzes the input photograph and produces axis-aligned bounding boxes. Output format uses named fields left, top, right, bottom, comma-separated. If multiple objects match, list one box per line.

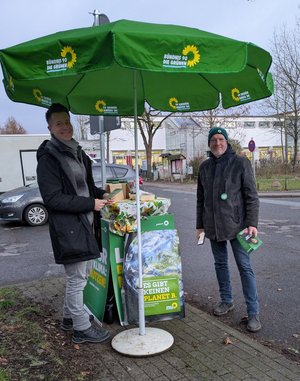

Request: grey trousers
left=63, top=260, right=92, bottom=331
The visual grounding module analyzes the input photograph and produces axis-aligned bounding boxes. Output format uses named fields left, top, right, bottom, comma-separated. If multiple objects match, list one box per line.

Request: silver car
left=0, top=164, right=143, bottom=226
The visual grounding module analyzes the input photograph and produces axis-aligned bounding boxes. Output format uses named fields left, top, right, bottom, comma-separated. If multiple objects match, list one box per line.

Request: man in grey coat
left=196, top=127, right=261, bottom=332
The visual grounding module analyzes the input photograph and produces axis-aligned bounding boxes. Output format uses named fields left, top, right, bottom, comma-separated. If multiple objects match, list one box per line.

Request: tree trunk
left=145, top=143, right=152, bottom=179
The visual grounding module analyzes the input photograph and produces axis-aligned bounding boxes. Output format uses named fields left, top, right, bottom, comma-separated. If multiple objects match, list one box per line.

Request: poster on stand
left=83, top=223, right=111, bottom=322
left=84, top=220, right=125, bottom=323
left=83, top=256, right=110, bottom=322
left=121, top=214, right=185, bottom=325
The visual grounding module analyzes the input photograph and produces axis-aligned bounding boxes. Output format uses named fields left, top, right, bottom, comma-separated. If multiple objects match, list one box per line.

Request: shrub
left=189, top=155, right=206, bottom=179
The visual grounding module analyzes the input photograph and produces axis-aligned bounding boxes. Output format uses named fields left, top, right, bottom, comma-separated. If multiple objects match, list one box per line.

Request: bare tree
left=74, top=115, right=89, bottom=140
left=133, top=107, right=173, bottom=178
left=190, top=105, right=250, bottom=132
left=188, top=105, right=250, bottom=153
left=261, top=23, right=300, bottom=168
left=0, top=117, right=27, bottom=134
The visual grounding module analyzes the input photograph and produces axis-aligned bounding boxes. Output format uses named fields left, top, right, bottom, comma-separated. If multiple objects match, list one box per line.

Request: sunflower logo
left=182, top=45, right=200, bottom=67
left=61, top=46, right=77, bottom=69
left=33, top=88, right=43, bottom=103
left=172, top=302, right=178, bottom=309
left=169, top=97, right=178, bottom=110
left=95, top=99, right=106, bottom=113
left=231, top=88, right=240, bottom=102
left=8, top=76, right=14, bottom=90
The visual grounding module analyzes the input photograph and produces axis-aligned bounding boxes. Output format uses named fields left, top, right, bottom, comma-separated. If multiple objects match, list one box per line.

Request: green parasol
left=0, top=19, right=273, bottom=115
left=0, top=19, right=273, bottom=356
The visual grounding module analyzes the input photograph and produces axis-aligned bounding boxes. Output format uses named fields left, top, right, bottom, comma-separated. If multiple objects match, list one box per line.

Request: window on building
left=258, top=121, right=270, bottom=128
left=244, top=121, right=255, bottom=128
left=273, top=121, right=284, bottom=128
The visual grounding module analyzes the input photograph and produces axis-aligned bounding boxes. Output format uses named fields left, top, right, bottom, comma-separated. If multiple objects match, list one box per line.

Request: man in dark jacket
left=37, top=103, right=110, bottom=344
left=196, top=127, right=261, bottom=332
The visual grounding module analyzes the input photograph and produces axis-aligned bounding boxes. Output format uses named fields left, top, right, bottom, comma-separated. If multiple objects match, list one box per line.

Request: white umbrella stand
left=111, top=72, right=174, bottom=356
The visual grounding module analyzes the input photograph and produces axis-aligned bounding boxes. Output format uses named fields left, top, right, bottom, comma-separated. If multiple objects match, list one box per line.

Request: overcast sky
left=0, top=0, right=299, bottom=133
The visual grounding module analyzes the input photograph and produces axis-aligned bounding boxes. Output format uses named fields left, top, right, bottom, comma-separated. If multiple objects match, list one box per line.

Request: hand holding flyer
left=236, top=229, right=263, bottom=253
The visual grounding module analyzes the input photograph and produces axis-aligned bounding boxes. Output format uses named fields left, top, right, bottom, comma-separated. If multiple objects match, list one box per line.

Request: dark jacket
left=196, top=144, right=259, bottom=241
left=37, top=140, right=105, bottom=264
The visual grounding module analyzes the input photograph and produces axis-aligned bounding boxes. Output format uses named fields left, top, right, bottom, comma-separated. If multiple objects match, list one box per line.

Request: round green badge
left=220, top=193, right=228, bottom=200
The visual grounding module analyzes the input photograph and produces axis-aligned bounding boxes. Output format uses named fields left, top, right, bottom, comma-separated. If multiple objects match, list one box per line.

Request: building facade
left=78, top=114, right=297, bottom=179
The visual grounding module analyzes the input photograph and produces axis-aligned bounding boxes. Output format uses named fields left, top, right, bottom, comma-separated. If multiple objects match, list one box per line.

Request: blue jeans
left=210, top=239, right=259, bottom=316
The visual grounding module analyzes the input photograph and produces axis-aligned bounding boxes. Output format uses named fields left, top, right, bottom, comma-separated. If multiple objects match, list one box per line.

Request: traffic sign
left=248, top=139, right=256, bottom=152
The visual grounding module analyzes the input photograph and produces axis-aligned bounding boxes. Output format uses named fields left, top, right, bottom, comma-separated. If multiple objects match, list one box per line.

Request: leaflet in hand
left=236, top=229, right=263, bottom=253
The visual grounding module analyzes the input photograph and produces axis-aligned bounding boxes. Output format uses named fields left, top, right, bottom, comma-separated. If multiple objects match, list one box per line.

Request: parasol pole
left=111, top=70, right=174, bottom=357
left=111, top=71, right=174, bottom=356
left=133, top=70, right=146, bottom=336
left=91, top=10, right=108, bottom=185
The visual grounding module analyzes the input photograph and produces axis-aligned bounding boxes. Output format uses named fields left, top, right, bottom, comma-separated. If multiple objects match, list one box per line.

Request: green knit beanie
left=208, top=127, right=228, bottom=144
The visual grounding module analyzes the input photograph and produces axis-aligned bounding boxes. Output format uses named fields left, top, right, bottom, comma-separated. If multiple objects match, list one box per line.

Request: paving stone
left=1, top=277, right=299, bottom=381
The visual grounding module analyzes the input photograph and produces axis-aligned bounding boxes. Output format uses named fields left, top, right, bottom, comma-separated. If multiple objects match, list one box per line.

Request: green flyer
left=143, top=275, right=181, bottom=316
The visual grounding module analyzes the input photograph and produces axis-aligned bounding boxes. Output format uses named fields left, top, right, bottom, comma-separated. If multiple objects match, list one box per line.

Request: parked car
left=0, top=182, right=48, bottom=227
left=0, top=163, right=143, bottom=227
left=92, top=163, right=143, bottom=188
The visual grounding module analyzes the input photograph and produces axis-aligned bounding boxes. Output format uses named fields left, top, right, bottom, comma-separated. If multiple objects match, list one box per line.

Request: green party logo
left=6, top=75, right=15, bottom=92
left=231, top=87, right=251, bottom=103
left=182, top=45, right=200, bottom=67
left=231, top=88, right=241, bottom=102
left=46, top=46, right=77, bottom=73
left=163, top=44, right=200, bottom=68
left=169, top=97, right=190, bottom=111
left=95, top=99, right=118, bottom=115
left=33, top=88, right=52, bottom=106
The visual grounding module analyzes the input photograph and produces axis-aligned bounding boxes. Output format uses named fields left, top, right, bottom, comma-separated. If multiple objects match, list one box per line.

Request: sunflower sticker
left=33, top=88, right=52, bottom=106
left=231, top=87, right=251, bottom=103
left=95, top=99, right=118, bottom=115
left=46, top=45, right=77, bottom=73
left=168, top=97, right=190, bottom=111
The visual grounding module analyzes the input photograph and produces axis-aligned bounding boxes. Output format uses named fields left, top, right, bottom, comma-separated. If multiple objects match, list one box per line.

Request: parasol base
left=111, top=327, right=174, bottom=357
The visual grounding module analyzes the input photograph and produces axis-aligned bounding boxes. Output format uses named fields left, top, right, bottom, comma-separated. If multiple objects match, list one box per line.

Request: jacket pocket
left=51, top=215, right=99, bottom=260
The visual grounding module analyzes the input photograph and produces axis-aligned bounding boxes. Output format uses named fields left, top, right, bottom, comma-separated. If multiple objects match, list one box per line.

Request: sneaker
left=247, top=315, right=261, bottom=332
left=213, top=302, right=234, bottom=316
left=72, top=326, right=111, bottom=344
left=60, top=315, right=94, bottom=331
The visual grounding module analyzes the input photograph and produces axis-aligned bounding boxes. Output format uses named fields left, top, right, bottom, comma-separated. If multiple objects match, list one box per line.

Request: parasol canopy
left=0, top=19, right=273, bottom=116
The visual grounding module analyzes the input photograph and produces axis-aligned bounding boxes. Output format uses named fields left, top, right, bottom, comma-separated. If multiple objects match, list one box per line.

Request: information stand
left=83, top=211, right=184, bottom=325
